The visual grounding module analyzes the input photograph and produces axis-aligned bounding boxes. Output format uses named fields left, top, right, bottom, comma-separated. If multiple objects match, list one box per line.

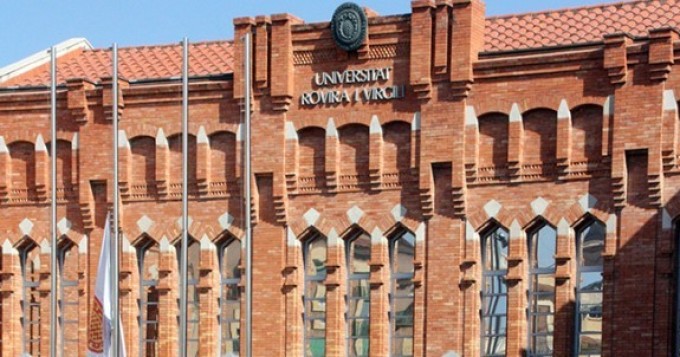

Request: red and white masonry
left=87, top=213, right=126, bottom=357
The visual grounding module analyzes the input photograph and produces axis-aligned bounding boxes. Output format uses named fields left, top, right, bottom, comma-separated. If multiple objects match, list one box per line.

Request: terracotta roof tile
left=2, top=1, right=679, bottom=87
left=2, top=40, right=233, bottom=87
left=484, top=0, right=680, bottom=52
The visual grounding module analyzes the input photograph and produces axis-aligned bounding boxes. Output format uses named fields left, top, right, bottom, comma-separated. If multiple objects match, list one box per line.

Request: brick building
left=0, top=0, right=679, bottom=356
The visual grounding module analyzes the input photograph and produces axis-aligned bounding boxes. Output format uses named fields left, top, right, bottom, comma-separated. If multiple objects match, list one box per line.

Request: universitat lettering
left=301, top=67, right=406, bottom=107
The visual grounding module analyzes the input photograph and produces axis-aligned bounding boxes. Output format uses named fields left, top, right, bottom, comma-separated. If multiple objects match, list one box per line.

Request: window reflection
left=481, top=227, right=508, bottom=357
left=220, top=238, right=241, bottom=357
left=58, top=241, right=79, bottom=356
left=21, top=243, right=41, bottom=357
left=576, top=221, right=605, bottom=356
left=347, top=232, right=370, bottom=357
left=304, top=234, right=327, bottom=357
left=528, top=224, right=557, bottom=357
left=176, top=238, right=201, bottom=357
left=391, top=231, right=415, bottom=357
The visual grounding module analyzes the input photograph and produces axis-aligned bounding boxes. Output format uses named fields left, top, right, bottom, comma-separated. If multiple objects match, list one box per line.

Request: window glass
left=481, top=227, right=508, bottom=357
left=304, top=234, right=327, bottom=357
left=575, top=221, right=605, bottom=356
left=348, top=232, right=371, bottom=357
left=391, top=231, right=415, bottom=357
left=220, top=239, right=241, bottom=357
left=528, top=225, right=557, bottom=357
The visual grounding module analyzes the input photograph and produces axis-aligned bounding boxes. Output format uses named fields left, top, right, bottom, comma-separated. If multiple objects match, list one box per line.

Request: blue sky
left=0, top=0, right=611, bottom=67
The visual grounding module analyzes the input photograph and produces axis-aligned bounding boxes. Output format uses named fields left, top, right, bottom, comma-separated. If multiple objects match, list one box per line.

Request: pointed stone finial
left=156, top=128, right=168, bottom=147
left=326, top=118, right=338, bottom=138
left=71, top=133, right=79, bottom=151
left=465, top=106, right=478, bottom=127
left=415, top=222, right=426, bottom=243
left=369, top=115, right=382, bottom=134
left=79, top=235, right=88, bottom=254
left=603, top=95, right=615, bottom=117
left=159, top=236, right=171, bottom=252
left=509, top=219, right=522, bottom=240
left=197, top=126, right=209, bottom=145
left=465, top=221, right=479, bottom=242
left=607, top=214, right=618, bottom=234
left=328, top=228, right=340, bottom=247
left=411, top=112, right=421, bottom=131
left=2, top=239, right=18, bottom=255
left=285, top=121, right=299, bottom=141
left=118, top=130, right=130, bottom=149
left=35, top=134, right=47, bottom=152
left=286, top=227, right=300, bottom=247
left=509, top=103, right=522, bottom=122
left=371, top=227, right=385, bottom=245
left=236, top=123, right=244, bottom=142
left=663, top=90, right=678, bottom=112
left=200, top=234, right=216, bottom=251
left=558, top=99, right=571, bottom=120
left=557, top=218, right=570, bottom=237
left=40, top=239, right=51, bottom=254
left=0, top=136, right=8, bottom=154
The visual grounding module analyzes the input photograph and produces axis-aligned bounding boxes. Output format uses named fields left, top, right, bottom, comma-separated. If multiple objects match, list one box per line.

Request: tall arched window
left=304, top=233, right=327, bottom=357
left=176, top=238, right=200, bottom=356
left=527, top=224, right=557, bottom=356
left=138, top=240, right=160, bottom=357
left=575, top=220, right=605, bottom=356
left=20, top=241, right=41, bottom=356
left=220, top=238, right=241, bottom=356
left=390, top=230, right=415, bottom=357
left=58, top=240, right=79, bottom=356
left=481, top=226, right=509, bottom=357
left=347, top=231, right=371, bottom=356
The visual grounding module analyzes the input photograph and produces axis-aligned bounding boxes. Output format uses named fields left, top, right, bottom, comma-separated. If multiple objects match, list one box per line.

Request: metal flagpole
left=49, top=45, right=58, bottom=357
left=111, top=43, right=121, bottom=357
left=179, top=37, right=190, bottom=357
left=243, top=32, right=253, bottom=357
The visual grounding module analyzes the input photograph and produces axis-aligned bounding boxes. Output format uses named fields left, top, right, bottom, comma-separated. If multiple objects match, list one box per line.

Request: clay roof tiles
left=2, top=40, right=233, bottom=87
left=1, top=0, right=679, bottom=87
left=484, top=0, right=680, bottom=52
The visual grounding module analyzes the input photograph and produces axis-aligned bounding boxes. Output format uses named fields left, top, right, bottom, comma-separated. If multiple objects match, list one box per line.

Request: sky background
left=1, top=0, right=615, bottom=67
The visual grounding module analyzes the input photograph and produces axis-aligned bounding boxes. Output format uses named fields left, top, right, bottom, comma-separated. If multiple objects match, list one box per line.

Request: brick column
left=325, top=118, right=339, bottom=191
left=413, top=223, right=427, bottom=357
left=556, top=100, right=572, bottom=176
left=155, top=128, right=169, bottom=197
left=553, top=218, right=575, bottom=357
left=369, top=115, right=383, bottom=190
left=0, top=137, right=9, bottom=201
left=325, top=229, right=345, bottom=357
left=35, top=134, right=49, bottom=199
left=508, top=103, right=524, bottom=180
left=505, top=220, right=526, bottom=356
left=461, top=222, right=481, bottom=357
left=120, top=235, right=139, bottom=357
left=0, top=242, right=21, bottom=357
left=198, top=236, right=219, bottom=357
left=196, top=126, right=210, bottom=195
left=369, top=228, right=389, bottom=356
left=38, top=240, right=53, bottom=357
left=284, top=228, right=303, bottom=356
left=157, top=237, right=178, bottom=357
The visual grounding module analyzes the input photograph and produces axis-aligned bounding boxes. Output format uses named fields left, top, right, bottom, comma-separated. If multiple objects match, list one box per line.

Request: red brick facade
left=0, top=0, right=679, bottom=356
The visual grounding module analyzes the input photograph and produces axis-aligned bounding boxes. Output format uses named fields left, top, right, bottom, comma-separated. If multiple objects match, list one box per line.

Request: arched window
left=575, top=220, right=605, bottom=356
left=138, top=240, right=160, bottom=357
left=20, top=241, right=41, bottom=356
left=527, top=224, right=557, bottom=356
left=390, top=230, right=415, bottom=357
left=58, top=240, right=79, bottom=356
left=347, top=231, right=371, bottom=356
left=481, top=226, right=509, bottom=357
left=176, top=238, right=201, bottom=356
left=220, top=238, right=241, bottom=356
left=304, top=233, right=327, bottom=357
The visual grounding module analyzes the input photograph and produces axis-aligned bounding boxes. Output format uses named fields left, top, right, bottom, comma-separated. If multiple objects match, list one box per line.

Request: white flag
left=87, top=213, right=126, bottom=356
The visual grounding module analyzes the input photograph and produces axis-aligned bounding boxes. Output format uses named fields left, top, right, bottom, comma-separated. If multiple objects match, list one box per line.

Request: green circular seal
left=331, top=2, right=368, bottom=52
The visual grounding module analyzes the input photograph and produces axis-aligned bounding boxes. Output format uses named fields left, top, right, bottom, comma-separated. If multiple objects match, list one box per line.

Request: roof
left=1, top=0, right=679, bottom=87
left=1, top=40, right=233, bottom=88
left=0, top=38, right=93, bottom=83
left=484, top=0, right=680, bottom=52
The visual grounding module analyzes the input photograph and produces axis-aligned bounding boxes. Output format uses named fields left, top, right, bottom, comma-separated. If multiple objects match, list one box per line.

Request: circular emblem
left=331, top=2, right=368, bottom=52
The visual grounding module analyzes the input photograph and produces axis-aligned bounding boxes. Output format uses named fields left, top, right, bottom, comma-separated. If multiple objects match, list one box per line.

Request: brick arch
left=6, top=131, right=74, bottom=145
left=563, top=198, right=610, bottom=227
left=335, top=117, right=371, bottom=128
left=340, top=224, right=369, bottom=240
left=123, top=123, right=159, bottom=140
left=203, top=122, right=238, bottom=137
left=475, top=218, right=508, bottom=235
left=468, top=204, right=513, bottom=232
left=296, top=124, right=325, bottom=132
left=13, top=234, right=39, bottom=250
left=523, top=216, right=556, bottom=233
left=213, top=229, right=241, bottom=246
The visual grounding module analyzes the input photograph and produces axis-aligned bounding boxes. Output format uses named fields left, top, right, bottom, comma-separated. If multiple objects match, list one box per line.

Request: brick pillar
left=157, top=237, right=178, bottom=357
left=325, top=118, right=339, bottom=191
left=553, top=218, right=575, bottom=357
left=198, top=236, right=219, bottom=357
left=369, top=115, right=383, bottom=190
left=120, top=235, right=139, bottom=357
left=1, top=243, right=21, bottom=357
left=413, top=223, right=427, bottom=357
left=0, top=137, right=9, bottom=201
left=508, top=103, right=524, bottom=181
left=461, top=222, right=481, bottom=357
left=38, top=240, right=53, bottom=357
left=506, top=220, right=526, bottom=356
left=35, top=134, right=49, bottom=200
left=155, top=128, right=169, bottom=197
left=77, top=236, right=89, bottom=357
left=284, top=122, right=299, bottom=192
left=325, top=229, right=345, bottom=357
left=556, top=99, right=572, bottom=176
left=284, top=228, right=303, bottom=356
left=118, top=130, right=131, bottom=197
left=369, top=228, right=389, bottom=356
left=196, top=126, right=210, bottom=195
